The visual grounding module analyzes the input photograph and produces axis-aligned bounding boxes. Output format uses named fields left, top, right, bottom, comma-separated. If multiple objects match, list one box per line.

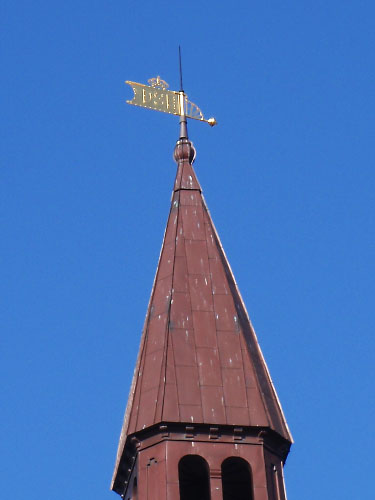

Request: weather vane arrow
left=125, top=48, right=217, bottom=128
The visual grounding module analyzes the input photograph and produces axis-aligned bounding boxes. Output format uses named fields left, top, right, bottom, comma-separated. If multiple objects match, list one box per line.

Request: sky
left=1, top=1, right=374, bottom=499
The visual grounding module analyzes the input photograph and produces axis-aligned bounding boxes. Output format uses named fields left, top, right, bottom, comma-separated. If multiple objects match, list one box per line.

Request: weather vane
left=125, top=47, right=217, bottom=127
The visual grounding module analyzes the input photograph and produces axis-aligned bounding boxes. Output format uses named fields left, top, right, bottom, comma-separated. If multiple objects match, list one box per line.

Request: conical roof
left=113, top=138, right=292, bottom=484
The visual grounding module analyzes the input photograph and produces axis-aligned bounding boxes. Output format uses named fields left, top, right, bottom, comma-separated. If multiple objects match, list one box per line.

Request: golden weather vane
left=125, top=76, right=217, bottom=126
left=125, top=48, right=217, bottom=127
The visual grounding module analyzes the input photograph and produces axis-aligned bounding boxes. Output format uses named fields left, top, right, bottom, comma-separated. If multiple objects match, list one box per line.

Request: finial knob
left=207, top=117, right=217, bottom=127
left=174, top=138, right=196, bottom=164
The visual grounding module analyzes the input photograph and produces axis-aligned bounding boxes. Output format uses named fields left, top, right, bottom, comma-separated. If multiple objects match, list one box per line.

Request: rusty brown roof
left=112, top=138, right=292, bottom=484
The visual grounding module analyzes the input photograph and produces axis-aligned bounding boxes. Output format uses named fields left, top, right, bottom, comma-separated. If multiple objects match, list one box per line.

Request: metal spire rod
left=178, top=46, right=188, bottom=139
left=178, top=45, right=184, bottom=92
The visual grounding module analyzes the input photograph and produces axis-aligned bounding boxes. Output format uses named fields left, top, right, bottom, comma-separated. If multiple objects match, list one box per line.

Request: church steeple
left=111, top=121, right=292, bottom=499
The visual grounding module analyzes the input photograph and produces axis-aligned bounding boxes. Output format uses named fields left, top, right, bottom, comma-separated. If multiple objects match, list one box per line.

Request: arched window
left=178, top=455, right=210, bottom=500
left=221, top=457, right=253, bottom=500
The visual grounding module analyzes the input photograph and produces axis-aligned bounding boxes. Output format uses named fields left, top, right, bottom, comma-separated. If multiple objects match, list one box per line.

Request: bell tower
left=111, top=77, right=293, bottom=500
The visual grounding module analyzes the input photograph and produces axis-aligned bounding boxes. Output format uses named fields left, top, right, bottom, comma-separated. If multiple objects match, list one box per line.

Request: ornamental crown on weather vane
left=125, top=48, right=217, bottom=127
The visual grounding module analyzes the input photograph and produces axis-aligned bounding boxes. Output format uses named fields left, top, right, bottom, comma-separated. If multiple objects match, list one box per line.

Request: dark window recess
left=221, top=457, right=253, bottom=500
left=178, top=455, right=211, bottom=500
left=132, top=477, right=138, bottom=500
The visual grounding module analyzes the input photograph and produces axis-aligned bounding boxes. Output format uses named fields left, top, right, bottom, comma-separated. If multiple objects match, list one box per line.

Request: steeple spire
left=113, top=71, right=292, bottom=500
left=111, top=129, right=292, bottom=500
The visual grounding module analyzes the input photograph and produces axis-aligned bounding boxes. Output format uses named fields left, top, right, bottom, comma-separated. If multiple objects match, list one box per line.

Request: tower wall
left=120, top=424, right=288, bottom=500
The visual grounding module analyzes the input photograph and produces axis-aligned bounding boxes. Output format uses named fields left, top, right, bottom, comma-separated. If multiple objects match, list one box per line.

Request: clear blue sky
left=1, top=1, right=374, bottom=499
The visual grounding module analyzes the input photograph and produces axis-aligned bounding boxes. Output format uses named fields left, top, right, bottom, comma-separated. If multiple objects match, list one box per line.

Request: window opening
left=221, top=457, right=253, bottom=500
left=178, top=455, right=210, bottom=500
